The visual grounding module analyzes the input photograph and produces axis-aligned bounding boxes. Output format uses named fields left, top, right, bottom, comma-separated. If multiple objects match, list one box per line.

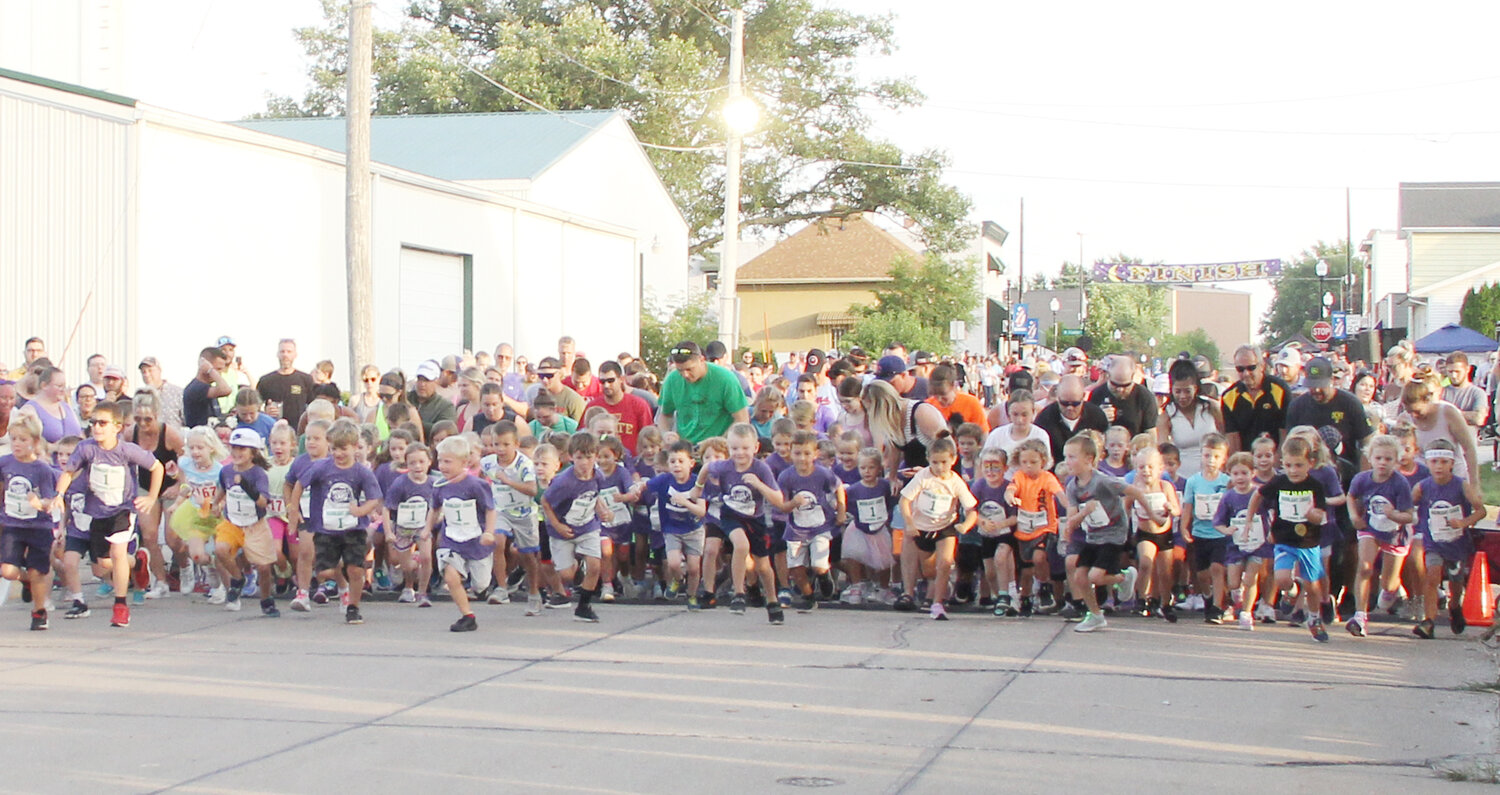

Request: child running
left=898, top=437, right=978, bottom=620
left=214, top=428, right=280, bottom=616
left=285, top=419, right=331, bottom=611
left=776, top=430, right=846, bottom=613
left=383, top=444, right=436, bottom=606
left=1, top=415, right=59, bottom=630
left=1216, top=452, right=1273, bottom=630
left=1181, top=434, right=1229, bottom=624
left=1062, top=433, right=1162, bottom=632
left=1410, top=438, right=1485, bottom=638
left=839, top=447, right=895, bottom=605
left=648, top=439, right=707, bottom=610
left=429, top=435, right=498, bottom=632
left=1345, top=434, right=1414, bottom=637
left=480, top=421, right=542, bottom=615
left=289, top=419, right=383, bottom=624
left=697, top=423, right=785, bottom=624
left=540, top=432, right=607, bottom=623
left=971, top=446, right=1019, bottom=616
left=1246, top=437, right=1332, bottom=643
left=1003, top=438, right=1066, bottom=615
left=1131, top=445, right=1181, bottom=622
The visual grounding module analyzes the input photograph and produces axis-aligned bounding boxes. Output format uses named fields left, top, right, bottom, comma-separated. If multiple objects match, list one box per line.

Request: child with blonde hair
left=1345, top=434, right=1414, bottom=636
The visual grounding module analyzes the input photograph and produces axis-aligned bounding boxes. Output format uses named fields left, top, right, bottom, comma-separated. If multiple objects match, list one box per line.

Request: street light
left=1148, top=336, right=1157, bottom=371
left=1049, top=297, right=1061, bottom=349
left=717, top=9, right=757, bottom=352
left=1314, top=259, right=1329, bottom=319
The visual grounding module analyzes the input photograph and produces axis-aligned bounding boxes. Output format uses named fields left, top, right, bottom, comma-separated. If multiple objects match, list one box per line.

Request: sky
left=24, top=0, right=1500, bottom=335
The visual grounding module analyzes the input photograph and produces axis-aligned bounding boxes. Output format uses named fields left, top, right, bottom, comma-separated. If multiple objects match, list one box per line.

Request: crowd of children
left=0, top=351, right=1491, bottom=644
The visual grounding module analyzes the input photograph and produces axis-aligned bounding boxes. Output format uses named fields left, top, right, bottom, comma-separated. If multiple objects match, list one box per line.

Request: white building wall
left=0, top=76, right=136, bottom=382
left=0, top=0, right=127, bottom=95
left=1364, top=229, right=1407, bottom=299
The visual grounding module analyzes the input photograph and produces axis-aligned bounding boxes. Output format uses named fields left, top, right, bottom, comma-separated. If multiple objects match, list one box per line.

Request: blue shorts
left=1273, top=544, right=1325, bottom=582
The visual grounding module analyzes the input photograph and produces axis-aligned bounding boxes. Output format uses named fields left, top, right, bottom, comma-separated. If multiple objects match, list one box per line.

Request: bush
left=639, top=293, right=718, bottom=377
left=841, top=309, right=952, bottom=356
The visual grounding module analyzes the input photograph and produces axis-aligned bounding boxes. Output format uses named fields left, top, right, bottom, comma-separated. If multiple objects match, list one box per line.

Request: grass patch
left=1439, top=759, right=1500, bottom=784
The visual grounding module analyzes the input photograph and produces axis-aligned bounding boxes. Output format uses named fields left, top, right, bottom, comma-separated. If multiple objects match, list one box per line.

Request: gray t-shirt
left=1065, top=472, right=1130, bottom=545
left=1443, top=383, right=1486, bottom=420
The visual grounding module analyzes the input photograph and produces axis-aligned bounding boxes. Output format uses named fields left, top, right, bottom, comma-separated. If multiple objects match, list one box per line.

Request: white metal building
left=0, top=67, right=660, bottom=384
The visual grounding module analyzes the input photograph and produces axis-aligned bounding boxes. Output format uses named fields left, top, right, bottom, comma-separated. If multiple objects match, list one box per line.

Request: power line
left=922, top=105, right=1500, bottom=138
left=552, top=50, right=725, bottom=97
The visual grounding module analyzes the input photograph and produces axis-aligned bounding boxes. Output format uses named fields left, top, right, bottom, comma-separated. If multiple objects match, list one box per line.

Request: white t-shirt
left=983, top=424, right=1053, bottom=468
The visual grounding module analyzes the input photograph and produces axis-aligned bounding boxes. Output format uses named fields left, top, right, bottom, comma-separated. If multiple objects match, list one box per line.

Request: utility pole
left=346, top=1, right=375, bottom=379
left=716, top=8, right=746, bottom=353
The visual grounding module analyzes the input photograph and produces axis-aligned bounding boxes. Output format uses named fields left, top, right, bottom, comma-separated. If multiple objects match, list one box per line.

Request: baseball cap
left=228, top=427, right=265, bottom=449
left=1305, top=356, right=1334, bottom=388
left=1275, top=348, right=1303, bottom=367
left=138, top=356, right=159, bottom=370
left=704, top=340, right=728, bottom=361
left=1192, top=354, right=1212, bottom=379
left=668, top=341, right=702, bottom=364
left=1019, top=358, right=1037, bottom=371
left=216, top=336, right=236, bottom=347
left=846, top=346, right=869, bottom=364
left=875, top=355, right=914, bottom=381
left=804, top=348, right=827, bottom=373
left=1063, top=347, right=1087, bottom=365
left=415, top=360, right=441, bottom=381
left=439, top=354, right=462, bottom=373
left=912, top=351, right=933, bottom=366
left=102, top=366, right=125, bottom=380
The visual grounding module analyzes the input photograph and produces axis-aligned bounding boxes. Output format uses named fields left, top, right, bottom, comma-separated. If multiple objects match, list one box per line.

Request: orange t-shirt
left=926, top=393, right=990, bottom=433
left=1011, top=470, right=1065, bottom=541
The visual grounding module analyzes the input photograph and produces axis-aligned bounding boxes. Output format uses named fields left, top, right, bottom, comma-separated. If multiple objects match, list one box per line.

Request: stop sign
left=1311, top=320, right=1333, bottom=343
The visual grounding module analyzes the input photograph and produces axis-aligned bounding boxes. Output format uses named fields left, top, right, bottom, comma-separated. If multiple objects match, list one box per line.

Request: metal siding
left=0, top=91, right=132, bottom=383
left=1409, top=232, right=1500, bottom=292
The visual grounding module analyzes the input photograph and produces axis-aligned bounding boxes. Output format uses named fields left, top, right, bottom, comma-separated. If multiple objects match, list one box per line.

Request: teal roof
left=234, top=110, right=620, bottom=181
left=0, top=66, right=136, bottom=107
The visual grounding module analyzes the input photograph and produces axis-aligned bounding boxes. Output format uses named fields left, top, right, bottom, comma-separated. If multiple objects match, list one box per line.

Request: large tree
left=266, top=0, right=971, bottom=255
left=1260, top=240, right=1365, bottom=342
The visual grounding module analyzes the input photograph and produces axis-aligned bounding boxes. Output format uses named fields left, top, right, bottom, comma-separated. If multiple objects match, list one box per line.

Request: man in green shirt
left=658, top=341, right=749, bottom=443
left=407, top=359, right=457, bottom=439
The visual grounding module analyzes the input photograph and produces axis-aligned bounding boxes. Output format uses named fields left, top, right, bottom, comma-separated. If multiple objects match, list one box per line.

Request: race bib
left=1084, top=502, right=1110, bottom=529
left=723, top=484, right=756, bottom=516
left=266, top=496, right=286, bottom=518
left=1231, top=511, right=1265, bottom=552
left=1018, top=508, right=1048, bottom=534
left=791, top=492, right=826, bottom=528
left=4, top=477, right=36, bottom=520
left=69, top=493, right=91, bottom=531
left=89, top=463, right=127, bottom=507
left=396, top=497, right=429, bottom=529
left=224, top=486, right=258, bottom=527
left=1193, top=492, right=1221, bottom=522
left=855, top=497, right=888, bottom=530
left=563, top=491, right=598, bottom=527
left=1278, top=491, right=1312, bottom=524
left=299, top=492, right=311, bottom=518
left=1428, top=502, right=1464, bottom=543
left=322, top=486, right=356, bottom=531
left=442, top=497, right=482, bottom=542
left=1136, top=491, right=1167, bottom=521
left=919, top=489, right=954, bottom=520
left=1367, top=496, right=1399, bottom=534
left=598, top=487, right=631, bottom=528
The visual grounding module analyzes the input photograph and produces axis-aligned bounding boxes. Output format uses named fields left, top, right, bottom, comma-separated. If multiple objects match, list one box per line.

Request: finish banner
left=1092, top=259, right=1283, bottom=284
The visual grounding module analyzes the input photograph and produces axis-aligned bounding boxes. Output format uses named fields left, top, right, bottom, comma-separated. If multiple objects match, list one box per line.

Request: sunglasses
left=538, top=371, right=558, bottom=380
left=363, top=377, right=378, bottom=384
left=598, top=377, right=617, bottom=385
left=89, top=419, right=115, bottom=427
left=378, top=391, right=397, bottom=400
left=1235, top=364, right=1259, bottom=373
left=1058, top=400, right=1082, bottom=408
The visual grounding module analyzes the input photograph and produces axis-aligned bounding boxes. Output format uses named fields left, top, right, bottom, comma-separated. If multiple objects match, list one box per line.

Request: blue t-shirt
left=302, top=459, right=382, bottom=535
left=777, top=465, right=842, bottom=541
left=0, top=456, right=58, bottom=530
left=217, top=464, right=270, bottom=526
left=435, top=474, right=493, bottom=560
left=383, top=473, right=436, bottom=537
left=1182, top=473, right=1230, bottom=539
left=844, top=479, right=894, bottom=534
left=234, top=413, right=276, bottom=442
left=648, top=473, right=701, bottom=535
left=543, top=466, right=601, bottom=538
left=704, top=458, right=777, bottom=521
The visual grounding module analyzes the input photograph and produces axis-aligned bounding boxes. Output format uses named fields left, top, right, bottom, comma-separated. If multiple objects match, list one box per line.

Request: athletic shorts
left=664, top=528, right=705, bottom=559
left=267, top=516, right=288, bottom=542
left=1076, top=542, right=1125, bottom=575
left=982, top=533, right=1018, bottom=561
left=387, top=524, right=422, bottom=552
left=1018, top=534, right=1052, bottom=566
left=1136, top=530, right=1173, bottom=552
left=910, top=526, right=958, bottom=555
left=956, top=540, right=983, bottom=572
left=313, top=531, right=370, bottom=572
left=169, top=500, right=219, bottom=541
left=1191, top=536, right=1229, bottom=571
left=721, top=513, right=773, bottom=558
left=704, top=521, right=725, bottom=542
left=437, top=547, right=494, bottom=588
left=1, top=527, right=53, bottom=574
left=216, top=520, right=278, bottom=567
left=1357, top=528, right=1411, bottom=557
left=769, top=521, right=788, bottom=555
left=88, top=513, right=137, bottom=561
left=64, top=534, right=94, bottom=560
left=1273, top=544, right=1325, bottom=582
left=498, top=513, right=540, bottom=554
left=785, top=532, right=832, bottom=570
left=549, top=531, right=602, bottom=564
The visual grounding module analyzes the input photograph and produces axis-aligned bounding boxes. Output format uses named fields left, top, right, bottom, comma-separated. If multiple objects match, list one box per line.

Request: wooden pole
left=346, top=1, right=375, bottom=380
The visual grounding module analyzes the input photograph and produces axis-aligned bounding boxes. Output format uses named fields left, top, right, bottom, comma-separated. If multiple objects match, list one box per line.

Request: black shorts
left=88, top=513, right=136, bottom=561
left=829, top=533, right=842, bottom=565
left=1077, top=542, right=1126, bottom=575
left=721, top=513, right=773, bottom=558
left=704, top=521, right=726, bottom=542
left=64, top=535, right=94, bottom=560
left=1, top=527, right=53, bottom=574
left=769, top=521, right=787, bottom=555
left=1137, top=530, right=1173, bottom=552
left=982, top=534, right=1018, bottom=561
left=313, top=532, right=370, bottom=572
left=911, top=527, right=958, bottom=555
left=539, top=532, right=552, bottom=564
left=956, top=541, right=983, bottom=572
left=1018, top=534, right=1051, bottom=567
left=1192, top=536, right=1229, bottom=571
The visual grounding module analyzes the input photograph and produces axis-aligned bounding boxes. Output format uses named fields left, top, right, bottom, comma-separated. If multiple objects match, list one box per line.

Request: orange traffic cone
left=1463, top=552, right=1494, bottom=628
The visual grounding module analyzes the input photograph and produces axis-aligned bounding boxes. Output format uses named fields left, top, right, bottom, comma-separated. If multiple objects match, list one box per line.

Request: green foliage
left=1459, top=282, right=1500, bottom=337
left=841, top=309, right=951, bottom=357
left=267, top=0, right=972, bottom=255
left=1159, top=329, right=1220, bottom=364
left=1081, top=282, right=1170, bottom=356
left=857, top=252, right=981, bottom=335
left=1260, top=240, right=1364, bottom=341
left=639, top=292, right=718, bottom=377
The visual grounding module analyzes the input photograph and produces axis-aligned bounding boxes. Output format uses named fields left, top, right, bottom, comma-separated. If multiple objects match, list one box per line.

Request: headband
left=1423, top=448, right=1456, bottom=462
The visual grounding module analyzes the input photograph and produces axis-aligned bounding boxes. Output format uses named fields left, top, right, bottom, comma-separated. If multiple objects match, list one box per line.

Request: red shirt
left=587, top=392, right=655, bottom=454
left=563, top=375, right=602, bottom=401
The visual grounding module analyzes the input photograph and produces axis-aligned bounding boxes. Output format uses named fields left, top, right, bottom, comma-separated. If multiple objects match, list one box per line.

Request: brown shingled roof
left=737, top=214, right=917, bottom=283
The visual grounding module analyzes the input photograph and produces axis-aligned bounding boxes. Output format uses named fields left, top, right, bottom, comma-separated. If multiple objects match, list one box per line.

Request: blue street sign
left=1023, top=319, right=1040, bottom=345
left=1012, top=303, right=1029, bottom=332
left=1331, top=311, right=1346, bottom=338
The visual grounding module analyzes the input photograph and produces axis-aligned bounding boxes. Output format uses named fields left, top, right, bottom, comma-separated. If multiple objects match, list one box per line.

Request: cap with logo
left=875, top=355, right=914, bottom=381
left=415, top=360, right=442, bottom=381
left=228, top=427, right=265, bottom=449
left=138, top=356, right=159, bottom=370
left=1275, top=347, right=1304, bottom=367
left=1304, top=356, right=1334, bottom=388
left=804, top=348, right=827, bottom=373
left=439, top=354, right=462, bottom=373
left=216, top=336, right=236, bottom=347
left=912, top=351, right=933, bottom=366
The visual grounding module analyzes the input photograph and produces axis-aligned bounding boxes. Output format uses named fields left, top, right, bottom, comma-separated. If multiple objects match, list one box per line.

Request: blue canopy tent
left=1411, top=323, right=1499, bottom=354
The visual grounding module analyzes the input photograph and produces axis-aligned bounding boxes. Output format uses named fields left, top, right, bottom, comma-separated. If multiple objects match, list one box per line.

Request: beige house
left=1167, top=285, right=1252, bottom=364
left=736, top=214, right=917, bottom=353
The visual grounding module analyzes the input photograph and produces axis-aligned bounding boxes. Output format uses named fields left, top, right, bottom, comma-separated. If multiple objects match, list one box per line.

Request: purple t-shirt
left=595, top=465, right=636, bottom=533
left=543, top=467, right=601, bottom=539
left=301, top=458, right=382, bottom=535
left=1309, top=464, right=1344, bottom=542
left=705, top=458, right=777, bottom=521
left=1348, top=471, right=1413, bottom=540
left=383, top=474, right=436, bottom=538
left=217, top=465, right=271, bottom=526
left=64, top=477, right=90, bottom=540
left=66, top=439, right=158, bottom=518
left=970, top=477, right=1013, bottom=537
left=777, top=464, right=842, bottom=541
left=1213, top=487, right=1272, bottom=551
left=831, top=463, right=860, bottom=486
left=435, top=474, right=494, bottom=560
left=374, top=462, right=406, bottom=497
left=764, top=453, right=792, bottom=521
left=1416, top=475, right=1473, bottom=558
left=0, top=456, right=58, bottom=530
left=844, top=479, right=893, bottom=534
left=648, top=473, right=701, bottom=535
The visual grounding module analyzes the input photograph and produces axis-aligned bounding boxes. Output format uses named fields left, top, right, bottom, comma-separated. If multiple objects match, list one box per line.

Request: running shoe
left=546, top=592, right=572, bottom=609
left=1037, top=582, right=1057, bottom=612
left=242, top=570, right=258, bottom=598
left=345, top=605, right=363, bottom=624
left=30, top=610, right=47, bottom=631
left=994, top=595, right=1018, bottom=617
left=1320, top=599, right=1336, bottom=625
left=1115, top=566, right=1138, bottom=603
left=130, top=589, right=145, bottom=606
left=1018, top=596, right=1033, bottom=618
left=224, top=590, right=242, bottom=611
left=1346, top=616, right=1366, bottom=637
left=930, top=602, right=948, bottom=621
left=1376, top=588, right=1398, bottom=612
left=600, top=583, right=616, bottom=603
left=729, top=595, right=747, bottom=615
left=65, top=600, right=90, bottom=619
left=96, top=582, right=114, bottom=598
left=1287, top=608, right=1306, bottom=627
left=1239, top=612, right=1254, bottom=631
left=164, top=566, right=181, bottom=593
left=687, top=594, right=702, bottom=611
left=795, top=594, right=818, bottom=613
left=767, top=605, right=785, bottom=625
left=450, top=613, right=478, bottom=632
left=1162, top=603, right=1179, bottom=624
left=374, top=569, right=392, bottom=591
left=1308, top=618, right=1329, bottom=643
left=526, top=594, right=542, bottom=616
left=207, top=585, right=226, bottom=605
left=746, top=586, right=766, bottom=608
left=1255, top=602, right=1277, bottom=624
left=417, top=593, right=432, bottom=608
left=261, top=599, right=280, bottom=618
left=487, top=589, right=510, bottom=605
left=840, top=582, right=864, bottom=605
left=290, top=591, right=312, bottom=612
left=133, top=549, right=151, bottom=591
left=110, top=603, right=130, bottom=628
left=398, top=588, right=416, bottom=603
left=1413, top=619, right=1435, bottom=639
left=145, top=581, right=170, bottom=600
left=573, top=604, right=599, bottom=623
left=1074, top=612, right=1107, bottom=633
left=776, top=588, right=793, bottom=608
left=1205, top=604, right=1223, bottom=625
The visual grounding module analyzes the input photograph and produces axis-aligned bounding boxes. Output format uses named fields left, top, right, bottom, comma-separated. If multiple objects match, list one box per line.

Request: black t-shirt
left=256, top=370, right=318, bottom=427
left=182, top=378, right=220, bottom=428
left=1088, top=382, right=1158, bottom=436
left=1257, top=474, right=1328, bottom=549
left=1221, top=374, right=1291, bottom=447
left=1285, top=389, right=1372, bottom=460
left=901, top=376, right=930, bottom=401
